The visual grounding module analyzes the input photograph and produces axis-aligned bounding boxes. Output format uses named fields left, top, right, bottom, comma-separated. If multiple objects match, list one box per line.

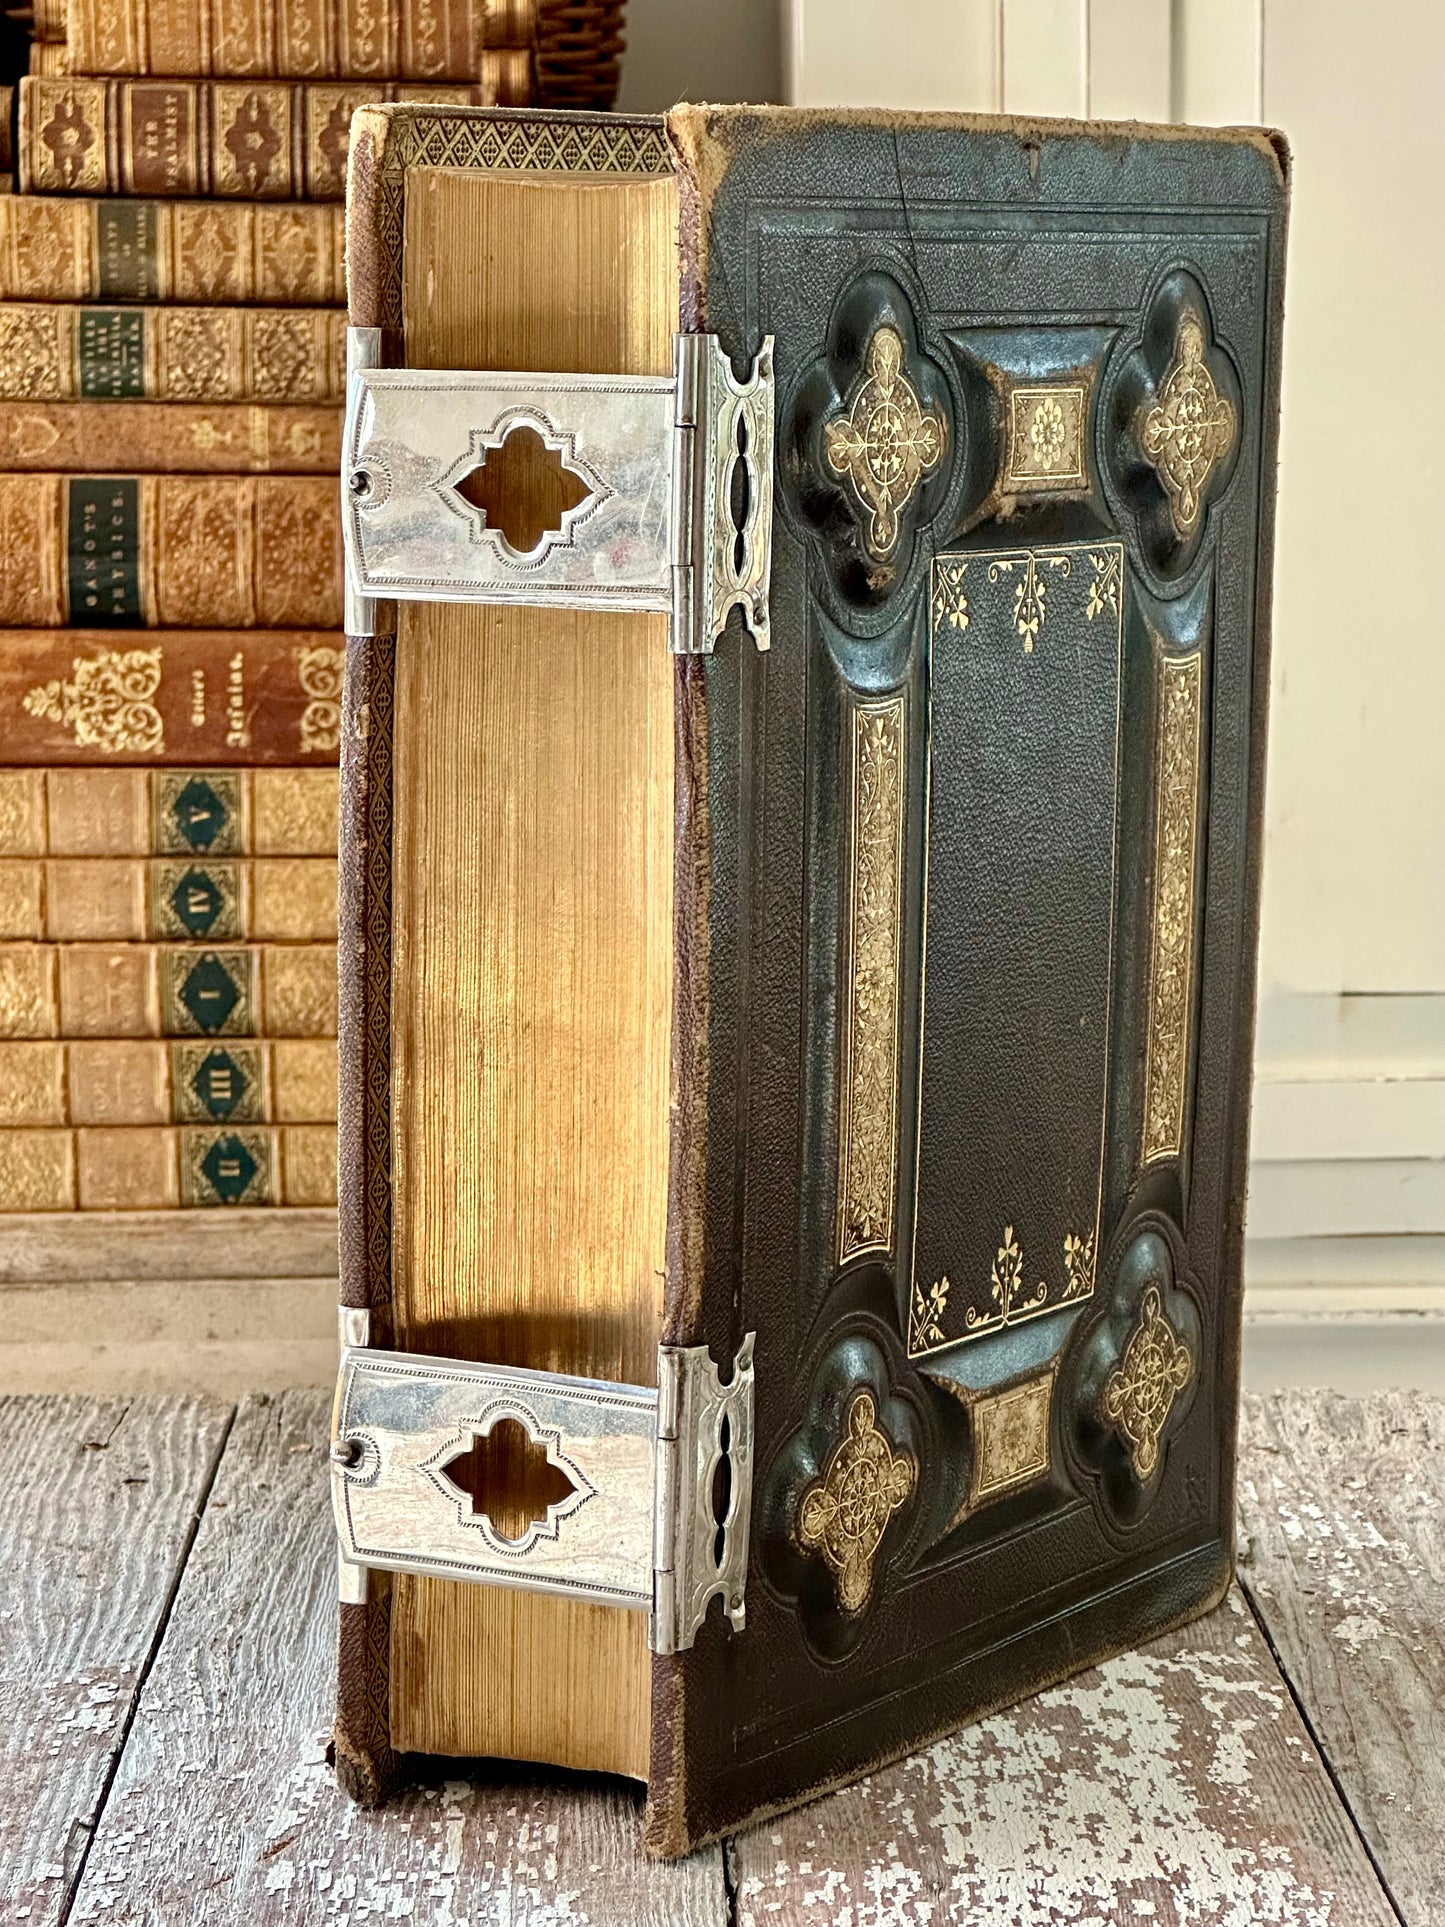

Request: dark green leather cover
left=652, top=106, right=1287, bottom=1853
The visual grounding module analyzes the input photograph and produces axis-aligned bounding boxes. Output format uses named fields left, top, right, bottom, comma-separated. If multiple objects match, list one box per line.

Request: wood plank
left=1240, top=1389, right=1445, bottom=1925
left=728, top=1586, right=1396, bottom=1926
left=2, top=1276, right=335, bottom=1396
left=1248, top=1157, right=1445, bottom=1238
left=68, top=1391, right=727, bottom=1924
left=0, top=1393, right=232, bottom=1927
left=0, top=1207, right=338, bottom=1283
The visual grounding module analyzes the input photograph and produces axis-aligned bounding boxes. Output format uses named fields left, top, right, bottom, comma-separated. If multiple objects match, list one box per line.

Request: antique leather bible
left=330, top=103, right=1287, bottom=1854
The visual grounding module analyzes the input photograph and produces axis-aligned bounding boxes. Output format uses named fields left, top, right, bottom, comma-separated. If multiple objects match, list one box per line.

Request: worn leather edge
left=666, top=103, right=1287, bottom=299
left=1214, top=151, right=1291, bottom=1601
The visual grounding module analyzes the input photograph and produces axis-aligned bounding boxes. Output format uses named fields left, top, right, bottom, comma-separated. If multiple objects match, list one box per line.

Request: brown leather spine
left=0, top=474, right=343, bottom=627
left=0, top=197, right=346, bottom=305
left=19, top=78, right=494, bottom=201
left=0, top=304, right=347, bottom=403
left=0, top=628, right=344, bottom=762
left=61, top=0, right=530, bottom=79
left=0, top=403, right=342, bottom=473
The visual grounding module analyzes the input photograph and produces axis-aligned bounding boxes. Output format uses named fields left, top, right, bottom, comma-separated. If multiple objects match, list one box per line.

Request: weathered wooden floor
left=2, top=1388, right=1438, bottom=1925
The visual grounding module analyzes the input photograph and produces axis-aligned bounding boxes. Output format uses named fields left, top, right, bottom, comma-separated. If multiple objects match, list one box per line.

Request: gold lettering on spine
left=1141, top=650, right=1202, bottom=1163
left=837, top=694, right=905, bottom=1265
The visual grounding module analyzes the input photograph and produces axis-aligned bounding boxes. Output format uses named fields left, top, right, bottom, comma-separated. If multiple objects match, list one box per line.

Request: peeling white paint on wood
left=729, top=1590, right=1398, bottom=1925
left=0, top=1393, right=232, bottom=1927
left=8, top=1389, right=1439, bottom=1924
left=65, top=1391, right=726, bottom=1927
left=1239, top=1389, right=1445, bottom=1926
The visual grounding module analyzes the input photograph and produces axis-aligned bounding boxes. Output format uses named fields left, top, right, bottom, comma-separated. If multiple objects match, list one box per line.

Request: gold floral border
left=837, top=694, right=906, bottom=1265
left=1141, top=649, right=1203, bottom=1164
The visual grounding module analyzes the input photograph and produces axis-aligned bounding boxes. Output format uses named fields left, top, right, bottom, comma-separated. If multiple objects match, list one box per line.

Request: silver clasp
left=330, top=1332, right=755, bottom=1655
left=342, top=328, right=774, bottom=656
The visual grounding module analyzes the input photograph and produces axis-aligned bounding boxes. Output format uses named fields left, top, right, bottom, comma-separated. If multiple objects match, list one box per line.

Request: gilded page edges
left=1141, top=648, right=1203, bottom=1165
left=837, top=692, right=905, bottom=1265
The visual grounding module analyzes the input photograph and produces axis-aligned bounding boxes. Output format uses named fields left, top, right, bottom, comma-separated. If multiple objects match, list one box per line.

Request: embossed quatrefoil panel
left=782, top=272, right=955, bottom=611
left=1099, top=269, right=1243, bottom=582
left=1065, top=1218, right=1204, bottom=1528
left=438, top=411, right=607, bottom=565
left=423, top=1404, right=595, bottom=1556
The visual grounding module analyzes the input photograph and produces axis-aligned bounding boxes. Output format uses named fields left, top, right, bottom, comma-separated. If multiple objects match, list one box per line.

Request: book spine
left=0, top=305, right=347, bottom=402
left=0, top=767, right=337, bottom=853
left=0, top=403, right=342, bottom=474
left=20, top=77, right=489, bottom=202
left=0, top=198, right=345, bottom=305
left=33, top=0, right=68, bottom=42
left=60, top=0, right=534, bottom=79
left=0, top=1037, right=337, bottom=1124
left=0, top=1122, right=336, bottom=1208
left=0, top=940, right=337, bottom=1037
left=0, top=631, right=344, bottom=763
left=0, top=475, right=343, bottom=627
left=0, top=856, right=338, bottom=941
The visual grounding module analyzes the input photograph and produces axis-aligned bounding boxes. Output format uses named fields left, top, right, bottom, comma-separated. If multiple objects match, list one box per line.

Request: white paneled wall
left=786, top=0, right=1445, bottom=1316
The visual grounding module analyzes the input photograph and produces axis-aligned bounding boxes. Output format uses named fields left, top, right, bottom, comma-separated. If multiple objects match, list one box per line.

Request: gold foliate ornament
left=1139, top=311, right=1236, bottom=539
left=823, top=325, right=946, bottom=562
left=1101, top=1285, right=1194, bottom=1481
left=797, top=1390, right=915, bottom=1614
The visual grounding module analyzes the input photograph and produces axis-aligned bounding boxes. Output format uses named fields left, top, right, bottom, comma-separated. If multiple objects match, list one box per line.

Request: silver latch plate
left=332, top=1348, right=657, bottom=1609
left=331, top=1335, right=757, bottom=1653
left=342, top=332, right=773, bottom=655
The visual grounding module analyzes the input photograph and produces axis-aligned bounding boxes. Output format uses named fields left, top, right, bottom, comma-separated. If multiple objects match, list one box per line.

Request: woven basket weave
left=533, top=0, right=627, bottom=111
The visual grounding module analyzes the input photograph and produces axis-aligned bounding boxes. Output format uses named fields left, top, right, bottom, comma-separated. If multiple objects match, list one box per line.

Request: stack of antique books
left=0, top=0, right=563, bottom=1217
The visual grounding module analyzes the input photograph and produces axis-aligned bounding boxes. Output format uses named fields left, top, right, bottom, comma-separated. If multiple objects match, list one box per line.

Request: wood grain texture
left=0, top=1393, right=232, bottom=1927
left=1239, top=1389, right=1445, bottom=1926
left=728, top=1586, right=1398, bottom=1926
left=0, top=1204, right=337, bottom=1280
left=387, top=166, right=679, bottom=1778
left=66, top=1392, right=726, bottom=1926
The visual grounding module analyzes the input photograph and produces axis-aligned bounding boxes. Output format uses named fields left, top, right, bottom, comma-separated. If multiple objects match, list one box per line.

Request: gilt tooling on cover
left=332, top=101, right=1287, bottom=1857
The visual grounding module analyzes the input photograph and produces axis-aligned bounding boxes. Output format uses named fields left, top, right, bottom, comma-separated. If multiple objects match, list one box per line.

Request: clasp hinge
left=330, top=1327, right=755, bottom=1654
left=342, top=328, right=773, bottom=656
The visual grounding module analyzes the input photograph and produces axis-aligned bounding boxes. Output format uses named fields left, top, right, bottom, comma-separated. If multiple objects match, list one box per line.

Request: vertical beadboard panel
left=1170, top=0, right=1261, bottom=121
left=1000, top=0, right=1087, bottom=116
left=1088, top=0, right=1171, bottom=120
left=785, top=0, right=1000, bottom=109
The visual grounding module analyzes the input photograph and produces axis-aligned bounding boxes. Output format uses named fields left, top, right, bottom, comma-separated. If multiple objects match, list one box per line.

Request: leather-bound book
left=0, top=475, right=342, bottom=627
left=0, top=939, right=337, bottom=1036
left=329, top=104, right=1287, bottom=1854
left=0, top=639, right=343, bottom=766
left=0, top=403, right=342, bottom=474
left=0, top=1036, right=336, bottom=1125
left=1, top=855, right=338, bottom=940
left=18, top=76, right=525, bottom=201
left=0, top=305, right=346, bottom=403
left=0, top=769, right=337, bottom=852
left=0, top=197, right=345, bottom=305
left=0, top=1120, right=335, bottom=1208
left=51, top=0, right=535, bottom=79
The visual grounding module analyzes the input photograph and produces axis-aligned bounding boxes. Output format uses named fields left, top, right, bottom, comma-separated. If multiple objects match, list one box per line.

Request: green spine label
left=65, top=478, right=142, bottom=626
left=95, top=203, right=159, bottom=301
left=78, top=310, right=146, bottom=399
